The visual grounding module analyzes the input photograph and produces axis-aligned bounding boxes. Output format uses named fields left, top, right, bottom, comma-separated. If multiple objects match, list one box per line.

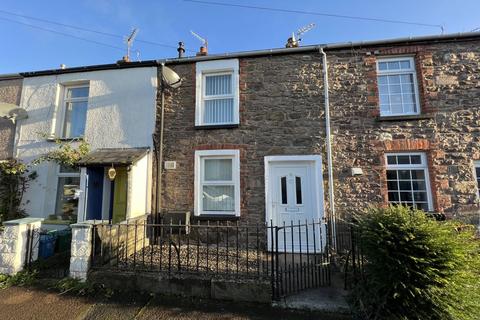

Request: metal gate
left=270, top=220, right=331, bottom=299
left=24, top=225, right=41, bottom=270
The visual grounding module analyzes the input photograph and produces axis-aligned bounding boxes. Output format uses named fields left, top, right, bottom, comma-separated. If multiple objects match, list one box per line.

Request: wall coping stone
left=3, top=218, right=44, bottom=226
left=71, top=223, right=93, bottom=229
left=84, top=219, right=110, bottom=225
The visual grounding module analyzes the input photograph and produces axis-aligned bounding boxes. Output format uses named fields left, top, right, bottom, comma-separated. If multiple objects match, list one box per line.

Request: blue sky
left=1, top=0, right=479, bottom=74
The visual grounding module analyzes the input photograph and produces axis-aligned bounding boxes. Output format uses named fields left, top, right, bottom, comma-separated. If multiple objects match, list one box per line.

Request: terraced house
left=156, top=32, right=480, bottom=235
left=1, top=31, right=479, bottom=301
left=10, top=63, right=158, bottom=226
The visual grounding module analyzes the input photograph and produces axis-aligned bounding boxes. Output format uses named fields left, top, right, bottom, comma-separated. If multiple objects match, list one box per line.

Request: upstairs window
left=385, top=153, right=432, bottom=211
left=377, top=57, right=420, bottom=117
left=194, top=150, right=240, bottom=216
left=62, top=85, right=89, bottom=138
left=195, top=59, right=239, bottom=126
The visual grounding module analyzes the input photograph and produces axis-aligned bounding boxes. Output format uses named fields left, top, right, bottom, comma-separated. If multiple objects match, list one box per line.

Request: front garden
left=348, top=206, right=480, bottom=320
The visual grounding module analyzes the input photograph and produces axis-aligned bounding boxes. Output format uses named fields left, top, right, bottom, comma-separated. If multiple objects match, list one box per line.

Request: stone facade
left=156, top=36, right=480, bottom=225
left=329, top=40, right=480, bottom=224
left=159, top=55, right=324, bottom=224
left=0, top=76, right=22, bottom=160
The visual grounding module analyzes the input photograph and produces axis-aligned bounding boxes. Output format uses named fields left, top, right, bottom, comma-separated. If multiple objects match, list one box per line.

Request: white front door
left=265, top=156, right=325, bottom=252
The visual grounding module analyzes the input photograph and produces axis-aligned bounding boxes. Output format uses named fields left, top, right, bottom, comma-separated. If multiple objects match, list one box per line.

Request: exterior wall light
left=108, top=165, right=116, bottom=181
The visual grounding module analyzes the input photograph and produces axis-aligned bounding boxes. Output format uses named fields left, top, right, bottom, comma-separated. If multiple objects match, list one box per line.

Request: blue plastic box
left=38, top=234, right=56, bottom=259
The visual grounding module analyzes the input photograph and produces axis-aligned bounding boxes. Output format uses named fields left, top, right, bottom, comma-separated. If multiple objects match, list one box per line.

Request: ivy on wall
left=33, top=139, right=90, bottom=167
left=0, top=160, right=37, bottom=222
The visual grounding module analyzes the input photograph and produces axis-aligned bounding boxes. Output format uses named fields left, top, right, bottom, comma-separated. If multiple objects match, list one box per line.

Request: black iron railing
left=24, top=226, right=40, bottom=269
left=90, top=217, right=332, bottom=299
left=91, top=219, right=272, bottom=280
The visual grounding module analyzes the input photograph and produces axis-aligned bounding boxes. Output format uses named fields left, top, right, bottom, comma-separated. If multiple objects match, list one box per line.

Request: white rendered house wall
left=14, top=67, right=157, bottom=220
left=128, top=153, right=151, bottom=219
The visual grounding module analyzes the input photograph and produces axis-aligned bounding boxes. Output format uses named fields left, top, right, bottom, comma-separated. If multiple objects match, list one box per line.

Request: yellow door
left=112, top=167, right=128, bottom=224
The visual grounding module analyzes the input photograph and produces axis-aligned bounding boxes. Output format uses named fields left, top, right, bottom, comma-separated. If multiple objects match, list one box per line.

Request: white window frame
left=385, top=152, right=433, bottom=211
left=60, top=84, right=89, bottom=138
left=194, top=149, right=241, bottom=216
left=474, top=161, right=480, bottom=199
left=55, top=164, right=81, bottom=219
left=377, top=56, right=421, bottom=117
left=195, top=59, right=239, bottom=126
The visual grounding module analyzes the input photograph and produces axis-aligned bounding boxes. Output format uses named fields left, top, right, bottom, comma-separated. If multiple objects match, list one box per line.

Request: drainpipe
left=156, top=63, right=166, bottom=219
left=320, top=48, right=337, bottom=250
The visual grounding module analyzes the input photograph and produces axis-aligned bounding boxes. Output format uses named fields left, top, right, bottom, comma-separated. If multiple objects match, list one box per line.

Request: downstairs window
left=194, top=150, right=240, bottom=216
left=385, top=153, right=433, bottom=211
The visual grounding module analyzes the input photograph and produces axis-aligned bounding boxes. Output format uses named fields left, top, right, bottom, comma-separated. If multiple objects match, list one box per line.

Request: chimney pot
left=117, top=56, right=130, bottom=64
left=177, top=42, right=186, bottom=58
left=196, top=46, right=208, bottom=56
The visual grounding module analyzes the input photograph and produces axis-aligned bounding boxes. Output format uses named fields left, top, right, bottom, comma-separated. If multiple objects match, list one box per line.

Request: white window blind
left=195, top=59, right=239, bottom=126
left=195, top=150, right=240, bottom=216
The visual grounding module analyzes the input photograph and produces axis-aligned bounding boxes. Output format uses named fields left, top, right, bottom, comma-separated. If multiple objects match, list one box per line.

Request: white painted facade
left=76, top=153, right=151, bottom=222
left=14, top=67, right=157, bottom=221
left=128, top=154, right=151, bottom=219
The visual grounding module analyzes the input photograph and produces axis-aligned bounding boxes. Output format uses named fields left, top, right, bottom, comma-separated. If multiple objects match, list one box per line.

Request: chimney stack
left=196, top=46, right=208, bottom=56
left=177, top=42, right=185, bottom=58
left=117, top=56, right=130, bottom=64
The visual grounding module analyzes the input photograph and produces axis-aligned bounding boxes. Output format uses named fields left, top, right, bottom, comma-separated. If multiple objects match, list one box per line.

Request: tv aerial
left=190, top=30, right=208, bottom=51
left=0, top=103, right=28, bottom=123
left=286, top=23, right=316, bottom=48
left=124, top=28, right=139, bottom=61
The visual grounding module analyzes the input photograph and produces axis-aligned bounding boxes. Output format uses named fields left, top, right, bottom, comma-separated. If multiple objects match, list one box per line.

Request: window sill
left=377, top=114, right=433, bottom=122
left=193, top=214, right=240, bottom=221
left=194, top=124, right=239, bottom=130
left=42, top=219, right=74, bottom=226
left=46, top=137, right=84, bottom=142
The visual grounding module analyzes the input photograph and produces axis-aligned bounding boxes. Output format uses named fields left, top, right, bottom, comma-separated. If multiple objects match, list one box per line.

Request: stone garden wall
left=0, top=218, right=42, bottom=275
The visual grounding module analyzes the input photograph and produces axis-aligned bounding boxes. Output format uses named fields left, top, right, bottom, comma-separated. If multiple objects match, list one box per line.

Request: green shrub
left=0, top=270, right=38, bottom=289
left=55, top=277, right=113, bottom=297
left=55, top=277, right=95, bottom=296
left=349, top=206, right=480, bottom=320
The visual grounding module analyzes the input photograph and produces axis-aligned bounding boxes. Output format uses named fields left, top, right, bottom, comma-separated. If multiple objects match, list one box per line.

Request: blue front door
left=86, top=167, right=104, bottom=220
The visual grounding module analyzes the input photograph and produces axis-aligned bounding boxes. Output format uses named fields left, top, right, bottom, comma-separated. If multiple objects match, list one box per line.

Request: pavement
left=274, top=287, right=350, bottom=313
left=0, top=286, right=352, bottom=320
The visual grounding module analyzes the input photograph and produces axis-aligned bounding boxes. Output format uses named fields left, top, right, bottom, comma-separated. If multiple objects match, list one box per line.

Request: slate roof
left=77, top=147, right=149, bottom=166
left=14, top=32, right=480, bottom=77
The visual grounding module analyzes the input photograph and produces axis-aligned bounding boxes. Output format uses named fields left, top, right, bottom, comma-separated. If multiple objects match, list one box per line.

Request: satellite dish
left=162, top=66, right=182, bottom=89
left=0, top=103, right=28, bottom=123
